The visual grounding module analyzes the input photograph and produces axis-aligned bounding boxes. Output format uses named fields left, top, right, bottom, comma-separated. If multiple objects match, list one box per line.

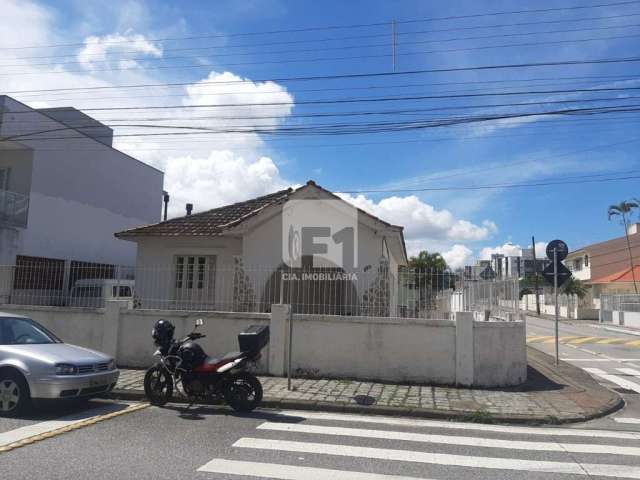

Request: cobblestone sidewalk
left=113, top=349, right=621, bottom=423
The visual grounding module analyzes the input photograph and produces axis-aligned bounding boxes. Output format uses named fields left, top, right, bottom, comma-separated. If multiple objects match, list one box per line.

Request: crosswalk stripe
left=0, top=401, right=135, bottom=447
left=258, top=422, right=640, bottom=457
left=597, top=338, right=632, bottom=345
left=277, top=410, right=640, bottom=440
left=615, top=418, right=640, bottom=425
left=197, top=458, right=434, bottom=480
left=625, top=340, right=640, bottom=347
left=585, top=368, right=640, bottom=393
left=233, top=438, right=640, bottom=478
left=526, top=336, right=552, bottom=343
left=617, top=367, right=640, bottom=377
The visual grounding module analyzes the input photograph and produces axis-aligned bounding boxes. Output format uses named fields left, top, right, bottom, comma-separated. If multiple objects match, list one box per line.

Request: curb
left=107, top=386, right=623, bottom=426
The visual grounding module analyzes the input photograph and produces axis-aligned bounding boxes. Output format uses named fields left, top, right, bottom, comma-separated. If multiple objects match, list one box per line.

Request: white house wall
left=0, top=96, right=164, bottom=266
left=133, top=236, right=242, bottom=310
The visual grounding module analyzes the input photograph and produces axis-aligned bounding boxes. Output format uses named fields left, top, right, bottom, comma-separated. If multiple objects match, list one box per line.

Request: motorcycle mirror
left=195, top=318, right=204, bottom=327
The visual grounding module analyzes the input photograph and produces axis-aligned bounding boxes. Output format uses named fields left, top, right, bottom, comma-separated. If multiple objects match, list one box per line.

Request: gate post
left=269, top=304, right=290, bottom=376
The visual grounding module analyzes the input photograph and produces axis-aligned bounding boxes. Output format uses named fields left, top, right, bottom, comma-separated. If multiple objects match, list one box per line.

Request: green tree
left=402, top=251, right=454, bottom=312
left=562, top=276, right=588, bottom=299
left=608, top=201, right=639, bottom=294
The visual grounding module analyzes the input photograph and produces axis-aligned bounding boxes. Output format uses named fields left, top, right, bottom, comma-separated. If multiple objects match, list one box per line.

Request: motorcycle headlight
left=55, top=363, right=78, bottom=375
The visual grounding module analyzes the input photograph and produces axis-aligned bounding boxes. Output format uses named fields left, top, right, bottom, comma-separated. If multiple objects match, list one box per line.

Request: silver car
left=0, top=312, right=119, bottom=416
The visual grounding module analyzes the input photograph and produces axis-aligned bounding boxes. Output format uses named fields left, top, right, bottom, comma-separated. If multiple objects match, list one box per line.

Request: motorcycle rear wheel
left=223, top=372, right=263, bottom=412
left=144, top=364, right=173, bottom=406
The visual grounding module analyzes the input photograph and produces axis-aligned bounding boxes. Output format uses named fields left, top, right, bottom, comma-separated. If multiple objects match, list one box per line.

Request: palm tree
left=562, top=276, right=588, bottom=299
left=608, top=201, right=639, bottom=294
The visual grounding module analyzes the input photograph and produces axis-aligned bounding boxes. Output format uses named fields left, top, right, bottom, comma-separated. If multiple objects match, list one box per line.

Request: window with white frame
left=174, top=255, right=215, bottom=294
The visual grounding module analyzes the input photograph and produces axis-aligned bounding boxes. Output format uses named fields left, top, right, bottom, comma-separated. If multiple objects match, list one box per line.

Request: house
left=564, top=223, right=640, bottom=307
left=0, top=95, right=164, bottom=303
left=115, top=180, right=408, bottom=315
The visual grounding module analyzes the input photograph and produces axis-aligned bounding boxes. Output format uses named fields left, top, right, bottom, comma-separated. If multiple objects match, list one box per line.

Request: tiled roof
left=116, top=187, right=294, bottom=238
left=591, top=265, right=640, bottom=283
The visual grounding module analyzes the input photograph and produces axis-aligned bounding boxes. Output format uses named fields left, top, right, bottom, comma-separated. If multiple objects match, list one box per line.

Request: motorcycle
left=143, top=318, right=269, bottom=412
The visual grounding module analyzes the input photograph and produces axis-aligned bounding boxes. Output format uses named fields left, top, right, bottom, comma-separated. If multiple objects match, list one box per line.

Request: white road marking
left=198, top=458, right=435, bottom=480
left=0, top=401, right=135, bottom=447
left=585, top=367, right=640, bottom=394
left=617, top=367, right=640, bottom=377
left=615, top=418, right=640, bottom=425
left=277, top=410, right=640, bottom=440
left=234, top=438, right=640, bottom=478
left=258, top=422, right=640, bottom=457
left=563, top=358, right=640, bottom=362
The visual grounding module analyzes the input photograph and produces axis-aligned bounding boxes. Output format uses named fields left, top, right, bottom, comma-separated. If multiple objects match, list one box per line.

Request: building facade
left=0, top=95, right=164, bottom=303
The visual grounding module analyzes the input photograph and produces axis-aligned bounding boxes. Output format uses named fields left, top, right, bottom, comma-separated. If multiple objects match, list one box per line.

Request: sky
left=1, top=0, right=639, bottom=269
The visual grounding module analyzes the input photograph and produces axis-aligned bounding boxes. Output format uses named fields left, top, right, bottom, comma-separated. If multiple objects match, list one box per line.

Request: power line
left=6, top=55, right=640, bottom=95
left=5, top=31, right=640, bottom=76
left=2, top=0, right=637, bottom=51
left=4, top=103, right=639, bottom=141
left=13, top=73, right=640, bottom=102
left=6, top=20, right=640, bottom=68
left=6, top=85, right=640, bottom=114
left=336, top=174, right=640, bottom=194
left=4, top=93, right=639, bottom=128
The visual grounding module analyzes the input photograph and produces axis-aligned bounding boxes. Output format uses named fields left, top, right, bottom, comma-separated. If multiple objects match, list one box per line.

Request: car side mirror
left=195, top=318, right=204, bottom=327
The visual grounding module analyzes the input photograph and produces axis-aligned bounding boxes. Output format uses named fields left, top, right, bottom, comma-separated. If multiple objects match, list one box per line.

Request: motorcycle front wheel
left=223, top=372, right=263, bottom=413
left=144, top=364, right=173, bottom=406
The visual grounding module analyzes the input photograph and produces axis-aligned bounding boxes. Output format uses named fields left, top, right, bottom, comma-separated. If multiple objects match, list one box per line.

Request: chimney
left=162, top=191, right=170, bottom=221
left=186, top=203, right=193, bottom=216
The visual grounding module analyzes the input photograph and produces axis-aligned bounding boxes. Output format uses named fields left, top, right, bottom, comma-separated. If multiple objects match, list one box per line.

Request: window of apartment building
left=0, top=168, right=9, bottom=190
left=584, top=255, right=589, bottom=267
left=573, top=258, right=583, bottom=271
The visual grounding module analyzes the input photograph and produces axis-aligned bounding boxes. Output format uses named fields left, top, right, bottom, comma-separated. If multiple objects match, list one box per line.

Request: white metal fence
left=601, top=294, right=640, bottom=322
left=0, top=262, right=519, bottom=319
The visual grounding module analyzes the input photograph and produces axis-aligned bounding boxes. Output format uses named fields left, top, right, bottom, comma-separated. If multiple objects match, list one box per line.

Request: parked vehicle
left=68, top=279, right=135, bottom=308
left=0, top=312, right=119, bottom=416
left=144, top=318, right=269, bottom=412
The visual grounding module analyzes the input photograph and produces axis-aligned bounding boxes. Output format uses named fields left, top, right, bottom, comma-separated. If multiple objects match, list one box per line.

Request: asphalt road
left=3, top=318, right=640, bottom=479
left=526, top=315, right=640, bottom=424
left=3, top=397, right=640, bottom=479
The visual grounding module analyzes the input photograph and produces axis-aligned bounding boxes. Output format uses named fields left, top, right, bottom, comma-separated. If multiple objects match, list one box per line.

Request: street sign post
left=545, top=239, right=569, bottom=367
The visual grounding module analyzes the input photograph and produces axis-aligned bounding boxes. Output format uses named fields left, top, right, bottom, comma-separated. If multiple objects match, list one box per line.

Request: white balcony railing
left=0, top=189, right=29, bottom=228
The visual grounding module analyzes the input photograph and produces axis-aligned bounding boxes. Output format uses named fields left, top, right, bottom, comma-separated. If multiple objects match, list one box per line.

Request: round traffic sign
left=546, top=239, right=568, bottom=261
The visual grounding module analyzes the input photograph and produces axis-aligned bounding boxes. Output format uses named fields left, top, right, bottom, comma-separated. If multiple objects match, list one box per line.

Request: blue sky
left=1, top=0, right=639, bottom=267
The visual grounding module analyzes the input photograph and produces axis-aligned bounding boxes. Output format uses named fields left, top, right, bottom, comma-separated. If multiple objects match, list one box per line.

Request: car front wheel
left=0, top=370, right=30, bottom=417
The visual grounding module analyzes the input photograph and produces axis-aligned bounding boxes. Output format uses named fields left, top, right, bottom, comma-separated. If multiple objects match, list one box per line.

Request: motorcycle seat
left=194, top=351, right=244, bottom=372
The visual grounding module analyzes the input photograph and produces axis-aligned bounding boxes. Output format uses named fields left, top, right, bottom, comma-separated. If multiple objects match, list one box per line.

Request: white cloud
left=480, top=241, right=547, bottom=260
left=77, top=33, right=162, bottom=70
left=338, top=194, right=496, bottom=243
left=442, top=244, right=474, bottom=269
left=163, top=152, right=289, bottom=217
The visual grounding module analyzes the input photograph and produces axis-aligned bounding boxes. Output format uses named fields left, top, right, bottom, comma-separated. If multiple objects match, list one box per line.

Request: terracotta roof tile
left=116, top=187, right=293, bottom=237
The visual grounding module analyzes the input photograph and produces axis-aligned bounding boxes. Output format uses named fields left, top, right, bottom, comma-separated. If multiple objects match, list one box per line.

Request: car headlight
left=55, top=363, right=78, bottom=375
left=108, top=359, right=117, bottom=371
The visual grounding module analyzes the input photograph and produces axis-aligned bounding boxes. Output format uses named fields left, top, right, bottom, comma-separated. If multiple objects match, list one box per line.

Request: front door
left=174, top=255, right=216, bottom=309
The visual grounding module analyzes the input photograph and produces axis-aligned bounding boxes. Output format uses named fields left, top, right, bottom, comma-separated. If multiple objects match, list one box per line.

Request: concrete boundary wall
left=0, top=303, right=526, bottom=387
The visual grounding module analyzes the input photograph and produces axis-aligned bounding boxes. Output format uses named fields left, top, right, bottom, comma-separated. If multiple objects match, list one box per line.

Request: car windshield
left=0, top=317, right=61, bottom=345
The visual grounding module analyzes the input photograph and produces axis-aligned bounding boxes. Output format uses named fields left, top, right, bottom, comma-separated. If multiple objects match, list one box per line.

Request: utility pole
left=553, top=247, right=559, bottom=366
left=391, top=19, right=397, bottom=72
left=532, top=235, right=541, bottom=316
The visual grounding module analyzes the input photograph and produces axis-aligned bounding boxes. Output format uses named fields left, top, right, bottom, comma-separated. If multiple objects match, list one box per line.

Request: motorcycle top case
left=238, top=325, right=270, bottom=354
